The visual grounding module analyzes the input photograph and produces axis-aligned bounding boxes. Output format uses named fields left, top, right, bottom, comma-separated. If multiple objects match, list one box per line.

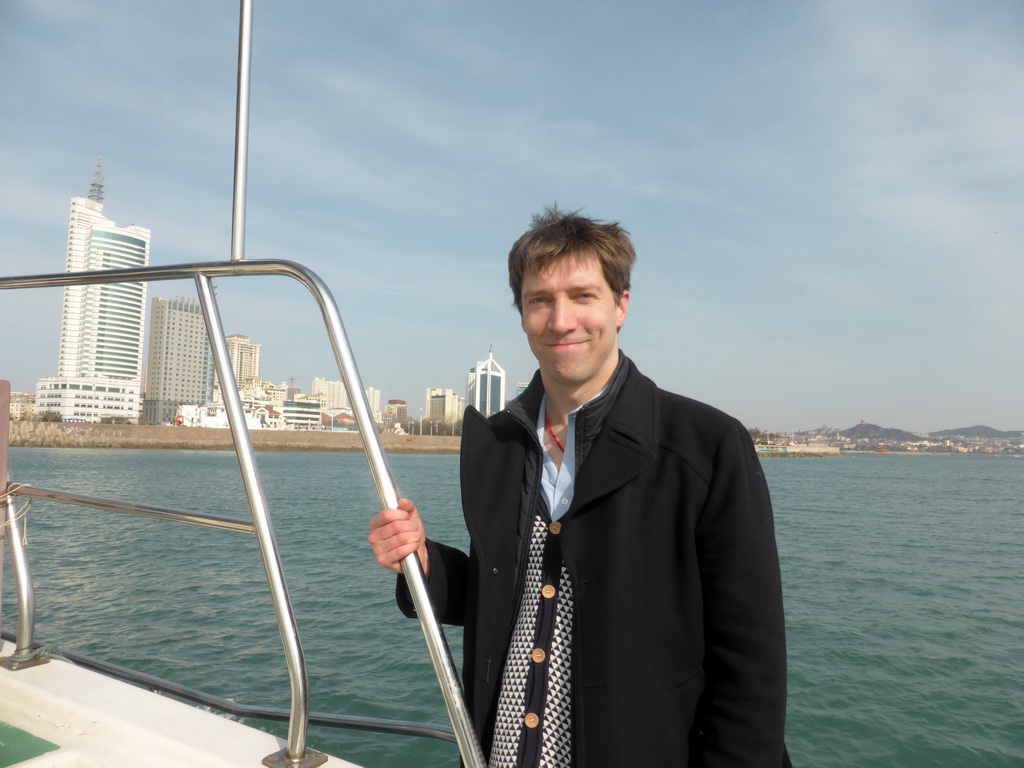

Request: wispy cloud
left=813, top=1, right=1024, bottom=235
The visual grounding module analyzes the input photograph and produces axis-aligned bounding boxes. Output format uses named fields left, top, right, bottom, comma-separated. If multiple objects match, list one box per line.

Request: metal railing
left=1, top=381, right=40, bottom=665
left=0, top=259, right=482, bottom=768
left=1, top=1, right=486, bottom=764
left=0, top=627, right=455, bottom=744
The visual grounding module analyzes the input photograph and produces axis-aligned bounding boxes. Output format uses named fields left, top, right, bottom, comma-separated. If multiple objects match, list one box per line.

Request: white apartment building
left=312, top=377, right=381, bottom=421
left=212, top=378, right=285, bottom=410
left=143, top=297, right=214, bottom=424
left=282, top=397, right=322, bottom=430
left=305, top=391, right=328, bottom=411
left=36, top=174, right=150, bottom=423
left=7, top=392, right=36, bottom=421
left=225, top=335, right=261, bottom=382
left=311, top=376, right=350, bottom=410
left=365, top=386, right=381, bottom=416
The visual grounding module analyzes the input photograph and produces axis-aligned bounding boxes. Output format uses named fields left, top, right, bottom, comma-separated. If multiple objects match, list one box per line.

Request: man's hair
left=508, top=205, right=636, bottom=314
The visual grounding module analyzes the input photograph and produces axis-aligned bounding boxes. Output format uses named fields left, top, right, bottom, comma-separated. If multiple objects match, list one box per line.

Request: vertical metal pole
left=194, top=276, right=324, bottom=768
left=1, top=486, right=35, bottom=654
left=1, top=381, right=38, bottom=657
left=0, top=381, right=8, bottom=645
left=230, top=0, right=254, bottom=262
left=291, top=272, right=486, bottom=768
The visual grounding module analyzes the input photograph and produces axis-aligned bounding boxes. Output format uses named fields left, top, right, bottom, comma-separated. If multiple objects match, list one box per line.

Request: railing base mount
left=0, top=645, right=51, bottom=671
left=262, top=747, right=328, bottom=768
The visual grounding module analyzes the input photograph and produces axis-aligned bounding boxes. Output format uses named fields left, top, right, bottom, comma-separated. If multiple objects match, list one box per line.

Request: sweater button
left=548, top=521, right=562, bottom=535
left=531, top=648, right=547, bottom=664
left=541, top=585, right=556, bottom=599
left=524, top=713, right=539, bottom=729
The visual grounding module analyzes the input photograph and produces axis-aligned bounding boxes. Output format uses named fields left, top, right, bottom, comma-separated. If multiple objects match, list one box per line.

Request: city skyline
left=7, top=179, right=1022, bottom=431
left=2, top=2, right=1021, bottom=434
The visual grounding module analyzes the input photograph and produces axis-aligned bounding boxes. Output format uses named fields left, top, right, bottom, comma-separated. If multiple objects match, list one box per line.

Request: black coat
left=401, top=360, right=790, bottom=766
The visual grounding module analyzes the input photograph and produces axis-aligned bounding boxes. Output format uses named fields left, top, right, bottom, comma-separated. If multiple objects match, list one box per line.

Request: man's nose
left=548, top=297, right=576, bottom=333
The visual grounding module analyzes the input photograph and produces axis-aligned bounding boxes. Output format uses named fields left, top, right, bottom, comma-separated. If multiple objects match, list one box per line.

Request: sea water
left=2, top=449, right=1022, bottom=767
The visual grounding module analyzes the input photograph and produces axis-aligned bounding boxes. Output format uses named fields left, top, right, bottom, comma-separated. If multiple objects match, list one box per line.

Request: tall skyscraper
left=143, top=297, right=215, bottom=424
left=364, top=386, right=381, bottom=416
left=35, top=161, right=151, bottom=422
left=467, top=346, right=506, bottom=417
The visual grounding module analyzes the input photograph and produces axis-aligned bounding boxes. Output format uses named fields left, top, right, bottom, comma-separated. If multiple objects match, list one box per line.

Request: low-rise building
left=282, top=397, right=322, bottom=430
left=8, top=392, right=36, bottom=421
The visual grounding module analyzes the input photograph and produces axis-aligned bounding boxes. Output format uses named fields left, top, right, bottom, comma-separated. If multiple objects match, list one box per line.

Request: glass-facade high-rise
left=468, top=347, right=506, bottom=417
left=35, top=187, right=151, bottom=423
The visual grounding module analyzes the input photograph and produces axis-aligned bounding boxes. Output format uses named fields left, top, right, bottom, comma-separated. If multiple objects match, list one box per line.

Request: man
left=369, top=207, right=790, bottom=767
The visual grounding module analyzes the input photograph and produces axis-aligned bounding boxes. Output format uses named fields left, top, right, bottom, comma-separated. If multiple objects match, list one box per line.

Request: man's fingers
left=368, top=499, right=429, bottom=575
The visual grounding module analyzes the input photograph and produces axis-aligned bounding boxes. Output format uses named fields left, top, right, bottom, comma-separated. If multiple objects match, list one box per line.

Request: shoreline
left=7, top=422, right=460, bottom=454
left=8, top=423, right=1017, bottom=458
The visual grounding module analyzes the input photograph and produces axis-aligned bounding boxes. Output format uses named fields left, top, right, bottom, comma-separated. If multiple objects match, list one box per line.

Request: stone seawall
left=7, top=422, right=460, bottom=454
left=755, top=445, right=841, bottom=458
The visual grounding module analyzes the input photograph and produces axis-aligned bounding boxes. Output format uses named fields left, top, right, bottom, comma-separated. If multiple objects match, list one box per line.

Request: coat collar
left=504, top=351, right=628, bottom=451
left=476, top=354, right=660, bottom=517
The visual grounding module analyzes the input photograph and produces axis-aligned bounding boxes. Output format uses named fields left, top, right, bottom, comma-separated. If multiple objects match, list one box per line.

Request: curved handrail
left=0, top=258, right=485, bottom=767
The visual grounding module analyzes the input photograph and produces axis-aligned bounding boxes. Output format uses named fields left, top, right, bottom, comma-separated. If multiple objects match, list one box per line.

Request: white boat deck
left=0, top=641, right=362, bottom=768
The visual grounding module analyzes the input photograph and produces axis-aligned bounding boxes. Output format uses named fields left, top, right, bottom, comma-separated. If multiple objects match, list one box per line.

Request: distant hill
left=840, top=423, right=920, bottom=442
left=930, top=425, right=1023, bottom=439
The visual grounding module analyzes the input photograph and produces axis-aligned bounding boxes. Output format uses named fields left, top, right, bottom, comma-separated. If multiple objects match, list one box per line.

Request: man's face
left=520, top=255, right=629, bottom=399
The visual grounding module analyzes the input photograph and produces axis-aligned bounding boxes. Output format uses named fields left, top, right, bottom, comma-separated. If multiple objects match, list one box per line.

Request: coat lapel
left=570, top=366, right=659, bottom=513
left=462, top=361, right=660, bottom=532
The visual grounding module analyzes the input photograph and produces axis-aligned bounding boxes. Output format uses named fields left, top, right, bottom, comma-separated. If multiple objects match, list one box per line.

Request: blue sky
left=1, top=0, right=1021, bottom=433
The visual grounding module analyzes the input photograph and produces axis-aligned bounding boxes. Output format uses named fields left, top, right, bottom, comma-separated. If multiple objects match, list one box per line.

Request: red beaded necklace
left=544, top=412, right=564, bottom=453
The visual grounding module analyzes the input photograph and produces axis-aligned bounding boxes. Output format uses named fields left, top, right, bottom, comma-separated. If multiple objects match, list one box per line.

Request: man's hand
left=368, top=498, right=430, bottom=577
